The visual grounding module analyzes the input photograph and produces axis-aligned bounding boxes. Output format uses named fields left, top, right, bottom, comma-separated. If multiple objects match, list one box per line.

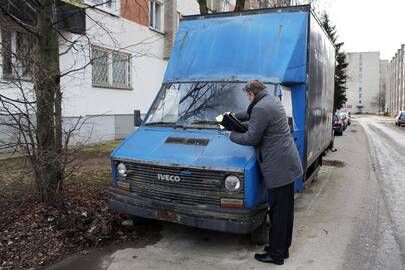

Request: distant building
left=387, top=45, right=405, bottom=114
left=344, top=52, right=381, bottom=114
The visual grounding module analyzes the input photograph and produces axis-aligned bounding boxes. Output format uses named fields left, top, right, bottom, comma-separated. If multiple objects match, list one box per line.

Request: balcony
left=0, top=0, right=86, bottom=35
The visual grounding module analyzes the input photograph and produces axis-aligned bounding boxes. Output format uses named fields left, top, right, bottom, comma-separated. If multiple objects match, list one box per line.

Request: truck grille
left=122, top=161, right=244, bottom=207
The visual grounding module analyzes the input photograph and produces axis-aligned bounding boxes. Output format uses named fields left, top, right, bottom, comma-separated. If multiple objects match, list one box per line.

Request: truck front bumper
left=108, top=188, right=267, bottom=234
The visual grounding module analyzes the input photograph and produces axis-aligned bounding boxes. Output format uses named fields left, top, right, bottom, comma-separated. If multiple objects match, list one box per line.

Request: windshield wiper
left=144, top=122, right=184, bottom=128
left=191, top=120, right=219, bottom=125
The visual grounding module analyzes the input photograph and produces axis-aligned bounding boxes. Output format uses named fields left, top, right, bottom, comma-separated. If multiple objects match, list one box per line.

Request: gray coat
left=230, top=90, right=303, bottom=188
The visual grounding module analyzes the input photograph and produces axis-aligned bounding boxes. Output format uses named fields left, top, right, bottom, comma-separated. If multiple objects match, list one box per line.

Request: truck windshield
left=144, top=82, right=275, bottom=129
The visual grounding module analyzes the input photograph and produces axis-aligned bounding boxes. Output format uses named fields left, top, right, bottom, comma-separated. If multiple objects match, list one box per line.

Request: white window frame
left=91, top=46, right=132, bottom=90
left=86, top=0, right=120, bottom=16
left=149, top=0, right=164, bottom=33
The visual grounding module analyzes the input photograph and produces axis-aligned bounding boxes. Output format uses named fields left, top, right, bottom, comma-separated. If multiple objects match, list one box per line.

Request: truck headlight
left=224, top=175, right=241, bottom=192
left=117, top=163, right=127, bottom=178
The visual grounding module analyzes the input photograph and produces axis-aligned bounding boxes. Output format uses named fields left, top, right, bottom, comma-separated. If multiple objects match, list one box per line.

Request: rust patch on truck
left=157, top=209, right=178, bottom=222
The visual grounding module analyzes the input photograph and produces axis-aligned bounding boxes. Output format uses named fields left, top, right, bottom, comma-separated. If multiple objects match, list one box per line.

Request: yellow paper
left=216, top=114, right=225, bottom=130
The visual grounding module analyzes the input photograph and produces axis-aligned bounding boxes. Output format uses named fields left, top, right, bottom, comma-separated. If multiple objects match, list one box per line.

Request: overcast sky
left=226, top=0, right=405, bottom=60
left=319, top=0, right=405, bottom=60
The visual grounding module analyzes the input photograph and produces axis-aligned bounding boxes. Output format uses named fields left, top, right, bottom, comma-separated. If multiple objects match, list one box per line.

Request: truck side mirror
left=134, top=110, right=142, bottom=127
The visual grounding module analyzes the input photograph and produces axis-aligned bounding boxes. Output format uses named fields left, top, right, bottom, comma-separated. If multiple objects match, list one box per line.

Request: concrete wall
left=345, top=52, right=381, bottom=114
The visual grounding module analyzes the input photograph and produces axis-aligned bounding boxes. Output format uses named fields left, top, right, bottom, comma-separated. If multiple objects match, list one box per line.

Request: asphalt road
left=47, top=116, right=404, bottom=270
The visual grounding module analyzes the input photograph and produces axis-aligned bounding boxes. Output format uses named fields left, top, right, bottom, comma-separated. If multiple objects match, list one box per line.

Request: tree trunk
left=33, top=0, right=63, bottom=202
left=234, top=0, right=246, bottom=11
left=198, top=0, right=209, bottom=14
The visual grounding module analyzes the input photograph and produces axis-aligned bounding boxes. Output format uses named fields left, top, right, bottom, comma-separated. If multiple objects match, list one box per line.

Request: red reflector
left=221, top=204, right=244, bottom=209
left=220, top=198, right=244, bottom=208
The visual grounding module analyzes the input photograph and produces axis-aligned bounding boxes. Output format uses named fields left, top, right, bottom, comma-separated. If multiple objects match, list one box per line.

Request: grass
left=81, top=140, right=122, bottom=153
left=0, top=151, right=24, bottom=160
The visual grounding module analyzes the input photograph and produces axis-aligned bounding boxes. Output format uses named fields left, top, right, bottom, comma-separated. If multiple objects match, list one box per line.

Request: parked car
left=339, top=112, right=351, bottom=126
left=395, top=111, right=405, bottom=126
left=333, top=114, right=344, bottom=136
left=337, top=112, right=348, bottom=130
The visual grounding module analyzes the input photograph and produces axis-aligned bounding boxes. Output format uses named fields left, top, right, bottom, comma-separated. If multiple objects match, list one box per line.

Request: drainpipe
left=164, top=0, right=177, bottom=60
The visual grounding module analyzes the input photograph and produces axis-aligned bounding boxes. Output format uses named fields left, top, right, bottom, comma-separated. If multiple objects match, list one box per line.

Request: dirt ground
left=0, top=142, right=160, bottom=270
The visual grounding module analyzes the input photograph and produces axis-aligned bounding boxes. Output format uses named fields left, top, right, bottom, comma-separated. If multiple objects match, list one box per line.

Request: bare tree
left=234, top=0, right=247, bottom=11
left=371, top=90, right=386, bottom=113
left=198, top=0, right=209, bottom=14
left=0, top=0, right=156, bottom=202
left=197, top=0, right=320, bottom=14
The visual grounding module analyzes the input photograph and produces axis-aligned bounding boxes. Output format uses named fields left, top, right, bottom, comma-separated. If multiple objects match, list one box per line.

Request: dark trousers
left=267, top=182, right=294, bottom=260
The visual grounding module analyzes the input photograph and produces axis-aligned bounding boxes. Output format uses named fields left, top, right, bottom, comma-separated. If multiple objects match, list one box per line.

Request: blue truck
left=108, top=5, right=335, bottom=244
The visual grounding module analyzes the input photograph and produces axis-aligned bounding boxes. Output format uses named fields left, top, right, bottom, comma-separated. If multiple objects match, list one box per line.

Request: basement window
left=149, top=0, right=163, bottom=32
left=91, top=46, right=132, bottom=89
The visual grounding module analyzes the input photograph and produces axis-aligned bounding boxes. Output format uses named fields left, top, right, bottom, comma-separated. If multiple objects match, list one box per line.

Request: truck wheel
left=250, top=211, right=270, bottom=245
left=130, top=215, right=149, bottom=225
left=329, top=136, right=335, bottom=150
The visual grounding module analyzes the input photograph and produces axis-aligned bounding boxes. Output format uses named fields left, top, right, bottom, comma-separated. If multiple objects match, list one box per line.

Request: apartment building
left=387, top=45, right=405, bottom=114
left=345, top=52, right=381, bottom=114
left=0, top=0, right=200, bottom=144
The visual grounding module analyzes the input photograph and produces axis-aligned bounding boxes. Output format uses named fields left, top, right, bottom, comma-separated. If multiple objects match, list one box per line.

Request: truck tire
left=130, top=215, right=149, bottom=225
left=329, top=135, right=335, bottom=150
left=250, top=211, right=270, bottom=245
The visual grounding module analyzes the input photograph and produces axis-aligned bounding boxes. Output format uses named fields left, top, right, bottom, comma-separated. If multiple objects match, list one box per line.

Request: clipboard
left=216, top=112, right=247, bottom=133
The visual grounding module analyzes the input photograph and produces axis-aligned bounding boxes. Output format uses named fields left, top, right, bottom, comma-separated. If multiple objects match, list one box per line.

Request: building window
left=92, top=46, right=131, bottom=89
left=359, top=87, right=362, bottom=92
left=1, top=29, right=32, bottom=80
left=112, top=51, right=131, bottom=88
left=359, top=93, right=362, bottom=99
left=149, top=0, right=163, bottom=32
left=359, top=100, right=362, bottom=104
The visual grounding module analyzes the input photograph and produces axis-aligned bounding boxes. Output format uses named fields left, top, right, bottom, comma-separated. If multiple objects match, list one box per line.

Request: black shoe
left=263, top=246, right=289, bottom=259
left=254, top=253, right=284, bottom=265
